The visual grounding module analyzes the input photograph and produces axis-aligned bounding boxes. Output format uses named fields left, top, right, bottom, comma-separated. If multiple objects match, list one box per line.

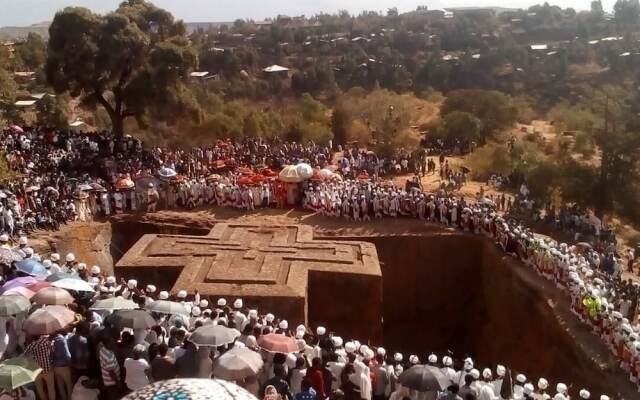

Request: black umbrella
left=106, top=310, right=156, bottom=329
left=398, top=365, right=451, bottom=392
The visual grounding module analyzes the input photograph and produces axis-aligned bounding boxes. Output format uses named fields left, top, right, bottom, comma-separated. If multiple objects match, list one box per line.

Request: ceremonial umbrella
left=278, top=165, right=304, bottom=183
left=398, top=365, right=451, bottom=392
left=44, top=186, right=60, bottom=197
left=0, top=248, right=22, bottom=266
left=212, top=347, right=264, bottom=380
left=9, top=125, right=23, bottom=133
left=89, top=182, right=107, bottom=192
left=236, top=167, right=254, bottom=176
left=0, top=295, right=31, bottom=316
left=2, top=287, right=35, bottom=299
left=122, top=378, right=258, bottom=400
left=0, top=356, right=41, bottom=390
left=237, top=176, right=254, bottom=186
left=115, top=178, right=135, bottom=190
left=206, top=174, right=222, bottom=182
left=23, top=305, right=75, bottom=335
left=45, top=272, right=80, bottom=283
left=310, top=169, right=325, bottom=182
left=145, top=300, right=189, bottom=316
left=158, top=167, right=177, bottom=179
left=134, top=175, right=160, bottom=191
left=257, top=333, right=298, bottom=353
left=189, top=325, right=240, bottom=347
left=77, top=184, right=93, bottom=191
left=1, top=277, right=38, bottom=293
left=15, top=259, right=47, bottom=277
left=261, top=168, right=277, bottom=177
left=73, top=191, right=89, bottom=200
left=106, top=310, right=155, bottom=329
left=51, top=278, right=95, bottom=293
left=295, top=163, right=313, bottom=179
left=32, top=287, right=74, bottom=306
left=91, top=297, right=138, bottom=311
left=319, top=168, right=333, bottom=179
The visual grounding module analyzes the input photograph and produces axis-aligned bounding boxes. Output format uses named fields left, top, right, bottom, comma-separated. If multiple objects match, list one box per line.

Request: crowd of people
left=0, top=126, right=637, bottom=400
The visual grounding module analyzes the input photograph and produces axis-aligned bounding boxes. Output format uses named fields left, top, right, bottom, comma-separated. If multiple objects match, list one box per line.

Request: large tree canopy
left=45, top=0, right=199, bottom=135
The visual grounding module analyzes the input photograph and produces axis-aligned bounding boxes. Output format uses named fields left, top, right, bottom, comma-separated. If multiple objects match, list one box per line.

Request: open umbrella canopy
left=91, top=297, right=138, bottom=311
left=23, top=305, right=75, bottom=335
left=115, top=178, right=135, bottom=190
left=15, top=259, right=47, bottom=277
left=278, top=165, right=304, bottom=183
left=1, top=277, right=39, bottom=293
left=51, top=278, right=95, bottom=293
left=0, top=295, right=31, bottom=316
left=9, top=125, right=23, bottom=133
left=105, top=309, right=155, bottom=329
left=77, top=184, right=93, bottom=191
left=134, top=175, right=160, bottom=191
left=32, top=287, right=74, bottom=306
left=123, top=378, right=258, bottom=400
left=89, top=182, right=107, bottom=192
left=0, top=248, right=22, bottom=266
left=212, top=347, right=264, bottom=381
left=2, top=287, right=35, bottom=299
left=398, top=365, right=451, bottom=392
left=190, top=325, right=240, bottom=347
left=2, top=356, right=39, bottom=371
left=145, top=300, right=189, bottom=316
left=26, top=281, right=51, bottom=293
left=0, top=362, right=41, bottom=390
left=158, top=167, right=177, bottom=179
left=257, top=333, right=298, bottom=353
left=45, top=272, right=80, bottom=283
left=295, top=163, right=313, bottom=179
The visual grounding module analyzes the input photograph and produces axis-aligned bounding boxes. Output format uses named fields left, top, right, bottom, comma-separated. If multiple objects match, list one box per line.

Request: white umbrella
left=319, top=168, right=333, bottom=179
left=122, top=378, right=258, bottom=400
left=145, top=300, right=189, bottom=316
left=51, top=278, right=95, bottom=293
left=212, top=347, right=264, bottom=380
left=278, top=165, right=303, bottom=183
left=295, top=163, right=313, bottom=179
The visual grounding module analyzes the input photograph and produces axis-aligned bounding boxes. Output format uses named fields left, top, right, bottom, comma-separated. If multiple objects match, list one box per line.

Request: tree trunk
left=110, top=114, right=125, bottom=137
left=94, top=91, right=126, bottom=138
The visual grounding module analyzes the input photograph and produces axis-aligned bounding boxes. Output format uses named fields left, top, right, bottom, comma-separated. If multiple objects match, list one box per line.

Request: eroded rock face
left=358, top=233, right=632, bottom=399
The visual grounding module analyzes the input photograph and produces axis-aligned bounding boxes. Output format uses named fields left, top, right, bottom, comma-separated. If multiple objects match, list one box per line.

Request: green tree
left=0, top=68, right=17, bottom=106
left=614, top=0, right=640, bottom=27
left=441, top=90, right=518, bottom=137
left=46, top=0, right=198, bottom=136
left=331, top=106, right=349, bottom=148
left=16, top=33, right=46, bottom=71
left=35, top=96, right=68, bottom=128
left=439, top=111, right=482, bottom=142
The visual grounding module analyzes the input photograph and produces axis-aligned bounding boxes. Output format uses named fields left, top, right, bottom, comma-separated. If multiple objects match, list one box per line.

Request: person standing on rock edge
left=146, top=183, right=159, bottom=213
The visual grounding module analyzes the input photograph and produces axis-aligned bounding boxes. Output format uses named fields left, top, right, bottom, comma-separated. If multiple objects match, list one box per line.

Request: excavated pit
left=63, top=220, right=632, bottom=398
